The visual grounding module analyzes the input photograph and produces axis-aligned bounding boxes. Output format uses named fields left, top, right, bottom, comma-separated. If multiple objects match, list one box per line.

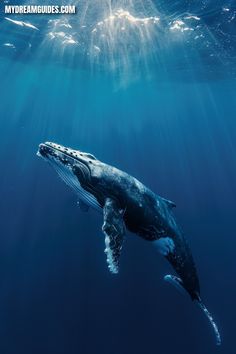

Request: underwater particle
left=3, top=42, right=15, bottom=49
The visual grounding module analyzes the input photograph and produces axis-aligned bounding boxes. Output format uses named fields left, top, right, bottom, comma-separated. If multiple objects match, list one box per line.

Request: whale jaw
left=37, top=142, right=101, bottom=211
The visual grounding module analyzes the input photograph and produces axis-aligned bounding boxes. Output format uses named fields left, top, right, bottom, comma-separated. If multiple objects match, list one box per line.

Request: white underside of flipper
left=102, top=198, right=125, bottom=274
left=104, top=234, right=119, bottom=274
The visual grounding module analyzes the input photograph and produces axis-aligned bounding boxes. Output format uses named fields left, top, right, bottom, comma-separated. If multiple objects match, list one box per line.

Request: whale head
left=37, top=142, right=103, bottom=210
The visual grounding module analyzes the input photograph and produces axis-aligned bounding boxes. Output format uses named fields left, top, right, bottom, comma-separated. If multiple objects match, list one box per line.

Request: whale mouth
left=37, top=142, right=65, bottom=160
left=37, top=142, right=92, bottom=182
left=37, top=143, right=48, bottom=158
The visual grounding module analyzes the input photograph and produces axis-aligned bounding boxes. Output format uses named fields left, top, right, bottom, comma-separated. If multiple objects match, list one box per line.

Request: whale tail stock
left=164, top=274, right=221, bottom=346
left=161, top=228, right=221, bottom=345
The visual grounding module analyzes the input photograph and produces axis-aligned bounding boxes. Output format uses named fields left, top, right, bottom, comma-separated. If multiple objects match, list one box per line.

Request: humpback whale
left=37, top=141, right=221, bottom=346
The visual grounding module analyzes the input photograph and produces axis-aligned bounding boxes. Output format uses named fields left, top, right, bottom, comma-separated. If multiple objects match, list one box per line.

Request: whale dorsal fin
left=161, top=197, right=176, bottom=209
left=102, top=198, right=125, bottom=274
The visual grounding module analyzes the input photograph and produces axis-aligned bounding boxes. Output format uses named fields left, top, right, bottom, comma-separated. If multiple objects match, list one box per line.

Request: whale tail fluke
left=195, top=297, right=221, bottom=346
left=164, top=274, right=221, bottom=346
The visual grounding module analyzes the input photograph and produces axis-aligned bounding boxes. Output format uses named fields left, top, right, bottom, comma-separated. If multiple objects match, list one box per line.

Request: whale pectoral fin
left=102, top=198, right=125, bottom=274
left=154, top=237, right=175, bottom=256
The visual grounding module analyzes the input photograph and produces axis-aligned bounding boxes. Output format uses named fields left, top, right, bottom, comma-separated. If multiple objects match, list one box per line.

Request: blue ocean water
left=0, top=1, right=236, bottom=354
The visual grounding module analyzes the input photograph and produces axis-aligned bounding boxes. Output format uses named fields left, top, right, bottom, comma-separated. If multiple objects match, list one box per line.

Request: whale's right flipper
left=102, top=198, right=125, bottom=274
left=164, top=274, right=221, bottom=346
